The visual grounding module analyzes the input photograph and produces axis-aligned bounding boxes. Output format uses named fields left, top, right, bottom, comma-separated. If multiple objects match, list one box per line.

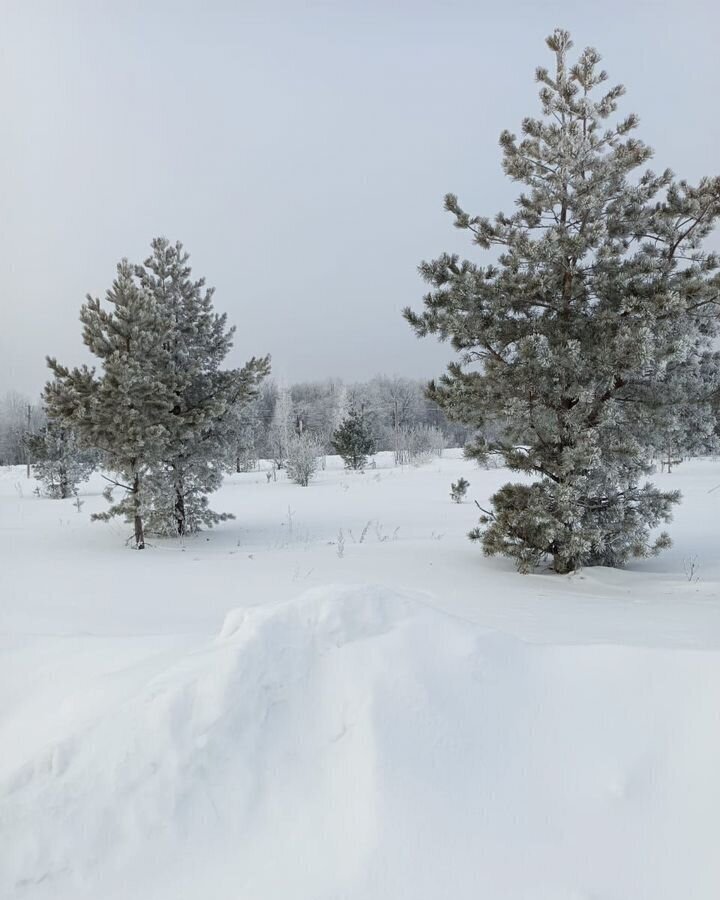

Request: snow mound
left=3, top=584, right=720, bottom=899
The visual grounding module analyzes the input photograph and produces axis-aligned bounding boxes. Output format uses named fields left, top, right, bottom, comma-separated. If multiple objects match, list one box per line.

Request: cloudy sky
left=1, top=0, right=718, bottom=397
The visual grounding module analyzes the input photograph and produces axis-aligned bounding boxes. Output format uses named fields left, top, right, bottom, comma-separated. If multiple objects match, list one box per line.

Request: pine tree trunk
left=175, top=485, right=186, bottom=536
left=133, top=472, right=145, bottom=549
left=134, top=513, right=145, bottom=549
left=59, top=465, right=69, bottom=500
left=552, top=543, right=579, bottom=574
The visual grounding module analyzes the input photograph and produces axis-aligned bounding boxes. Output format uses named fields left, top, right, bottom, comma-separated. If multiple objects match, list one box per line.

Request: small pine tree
left=450, top=477, right=469, bottom=503
left=286, top=433, right=321, bottom=486
left=27, top=421, right=96, bottom=499
left=332, top=407, right=375, bottom=470
left=405, top=29, right=720, bottom=573
left=45, top=261, right=174, bottom=548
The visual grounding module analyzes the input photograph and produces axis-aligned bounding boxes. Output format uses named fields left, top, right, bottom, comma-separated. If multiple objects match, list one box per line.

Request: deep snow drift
left=4, top=584, right=720, bottom=900
left=2, top=454, right=720, bottom=898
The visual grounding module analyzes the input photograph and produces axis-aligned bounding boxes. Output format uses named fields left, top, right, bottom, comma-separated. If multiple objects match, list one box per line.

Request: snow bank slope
left=4, top=585, right=720, bottom=899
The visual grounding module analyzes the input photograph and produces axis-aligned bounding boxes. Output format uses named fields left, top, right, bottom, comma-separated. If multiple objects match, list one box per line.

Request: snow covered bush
left=286, top=433, right=322, bottom=487
left=405, top=29, right=720, bottom=573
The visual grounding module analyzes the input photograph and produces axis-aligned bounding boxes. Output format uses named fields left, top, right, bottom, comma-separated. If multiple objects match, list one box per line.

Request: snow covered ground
left=2, top=452, right=720, bottom=899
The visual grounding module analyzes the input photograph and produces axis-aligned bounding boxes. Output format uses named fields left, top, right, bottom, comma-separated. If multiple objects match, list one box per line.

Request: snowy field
left=2, top=451, right=720, bottom=899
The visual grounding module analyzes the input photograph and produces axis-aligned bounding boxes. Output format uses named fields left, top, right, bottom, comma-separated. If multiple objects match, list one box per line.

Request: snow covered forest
left=3, top=10, right=720, bottom=900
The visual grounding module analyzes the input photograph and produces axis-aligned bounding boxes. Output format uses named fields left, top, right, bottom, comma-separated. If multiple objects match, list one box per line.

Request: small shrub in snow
left=683, top=555, right=700, bottom=583
left=450, top=477, right=470, bottom=503
left=286, top=434, right=321, bottom=487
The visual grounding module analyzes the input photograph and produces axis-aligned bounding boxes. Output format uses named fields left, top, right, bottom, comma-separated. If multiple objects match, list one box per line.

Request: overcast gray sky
left=1, top=0, right=719, bottom=397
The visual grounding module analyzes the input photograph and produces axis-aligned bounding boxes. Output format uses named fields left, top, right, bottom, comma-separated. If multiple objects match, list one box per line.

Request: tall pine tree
left=405, top=30, right=720, bottom=573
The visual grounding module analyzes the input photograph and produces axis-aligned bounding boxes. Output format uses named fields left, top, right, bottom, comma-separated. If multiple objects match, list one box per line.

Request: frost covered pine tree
left=405, top=30, right=720, bottom=573
left=27, top=420, right=96, bottom=499
left=136, top=238, right=270, bottom=536
left=332, top=407, right=375, bottom=470
left=45, top=261, right=174, bottom=548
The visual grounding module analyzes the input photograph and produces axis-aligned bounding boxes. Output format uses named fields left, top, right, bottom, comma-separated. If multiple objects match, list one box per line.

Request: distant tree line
left=230, top=375, right=469, bottom=473
left=1, top=374, right=468, bottom=472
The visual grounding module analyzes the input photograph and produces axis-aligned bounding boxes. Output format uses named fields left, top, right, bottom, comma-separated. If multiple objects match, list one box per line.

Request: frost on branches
left=405, top=30, right=720, bottom=573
